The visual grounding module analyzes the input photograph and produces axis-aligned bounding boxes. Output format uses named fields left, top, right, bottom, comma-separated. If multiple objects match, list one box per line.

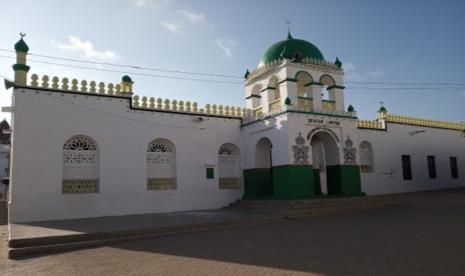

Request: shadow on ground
left=3, top=189, right=465, bottom=275
left=105, top=190, right=465, bottom=275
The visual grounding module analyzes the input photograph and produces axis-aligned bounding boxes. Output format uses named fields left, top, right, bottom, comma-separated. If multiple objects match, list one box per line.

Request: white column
left=279, top=80, right=297, bottom=107
left=261, top=89, right=271, bottom=113
left=311, top=84, right=322, bottom=111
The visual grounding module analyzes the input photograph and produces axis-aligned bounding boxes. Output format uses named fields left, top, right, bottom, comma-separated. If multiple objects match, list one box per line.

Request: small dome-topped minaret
left=258, top=31, right=325, bottom=67
left=14, top=37, right=29, bottom=53
left=12, top=33, right=31, bottom=86
left=121, top=75, right=134, bottom=97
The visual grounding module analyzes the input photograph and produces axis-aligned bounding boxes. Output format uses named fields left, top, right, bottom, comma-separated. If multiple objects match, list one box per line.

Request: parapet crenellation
left=357, top=119, right=384, bottom=130
left=27, top=73, right=248, bottom=118
left=246, top=57, right=341, bottom=80
left=357, top=112, right=465, bottom=131
left=383, top=113, right=465, bottom=131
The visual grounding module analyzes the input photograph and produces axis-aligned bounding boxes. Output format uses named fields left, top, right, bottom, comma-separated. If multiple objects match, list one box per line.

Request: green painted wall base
left=326, top=165, right=363, bottom=196
left=272, top=165, right=314, bottom=199
left=243, top=168, right=272, bottom=198
left=243, top=164, right=363, bottom=199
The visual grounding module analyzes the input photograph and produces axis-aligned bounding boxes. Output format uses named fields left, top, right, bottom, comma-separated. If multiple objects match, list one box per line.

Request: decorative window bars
left=218, top=143, right=241, bottom=189
left=359, top=141, right=374, bottom=173
left=147, top=138, right=176, bottom=190
left=62, top=135, right=99, bottom=193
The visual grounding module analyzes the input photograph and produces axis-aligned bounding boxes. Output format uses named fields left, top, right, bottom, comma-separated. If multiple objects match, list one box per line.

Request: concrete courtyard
left=1, top=188, right=464, bottom=275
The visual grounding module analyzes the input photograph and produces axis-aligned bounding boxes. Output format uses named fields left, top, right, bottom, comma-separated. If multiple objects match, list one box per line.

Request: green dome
left=122, top=75, right=133, bottom=83
left=378, top=106, right=387, bottom=113
left=258, top=32, right=324, bottom=67
left=14, top=38, right=29, bottom=53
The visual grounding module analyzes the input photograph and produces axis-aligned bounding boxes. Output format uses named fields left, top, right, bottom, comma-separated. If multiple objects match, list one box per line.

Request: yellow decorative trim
left=246, top=57, right=340, bottom=80
left=360, top=165, right=372, bottom=173
left=268, top=98, right=281, bottom=112
left=62, top=179, right=99, bottom=193
left=298, top=98, right=313, bottom=111
left=26, top=74, right=247, bottom=118
left=357, top=119, right=384, bottom=129
left=322, top=101, right=336, bottom=112
left=253, top=106, right=264, bottom=118
left=147, top=178, right=176, bottom=190
left=219, top=178, right=242, bottom=189
left=384, top=113, right=465, bottom=130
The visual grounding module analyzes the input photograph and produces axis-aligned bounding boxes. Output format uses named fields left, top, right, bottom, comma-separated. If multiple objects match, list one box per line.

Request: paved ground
left=1, top=189, right=465, bottom=275
left=9, top=209, right=273, bottom=241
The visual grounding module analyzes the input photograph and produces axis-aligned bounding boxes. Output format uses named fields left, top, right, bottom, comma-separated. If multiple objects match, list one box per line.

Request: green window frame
left=206, top=167, right=214, bottom=179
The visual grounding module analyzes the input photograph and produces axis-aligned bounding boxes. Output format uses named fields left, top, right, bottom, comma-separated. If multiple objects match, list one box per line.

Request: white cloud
left=52, top=36, right=121, bottom=61
left=216, top=39, right=236, bottom=59
left=178, top=9, right=207, bottom=25
left=162, top=21, right=182, bottom=33
left=343, top=62, right=385, bottom=82
left=134, top=0, right=171, bottom=8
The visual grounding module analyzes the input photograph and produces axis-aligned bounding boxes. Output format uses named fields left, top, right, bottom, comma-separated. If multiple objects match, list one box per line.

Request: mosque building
left=5, top=33, right=465, bottom=223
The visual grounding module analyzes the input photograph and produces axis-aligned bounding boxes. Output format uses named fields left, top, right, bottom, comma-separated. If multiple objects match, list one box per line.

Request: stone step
left=8, top=215, right=283, bottom=259
left=231, top=200, right=357, bottom=209
left=229, top=196, right=401, bottom=214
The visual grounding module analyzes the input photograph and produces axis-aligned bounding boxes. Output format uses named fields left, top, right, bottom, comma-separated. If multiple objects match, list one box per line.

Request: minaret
left=121, top=75, right=134, bottom=97
left=377, top=103, right=388, bottom=128
left=12, top=33, right=30, bottom=86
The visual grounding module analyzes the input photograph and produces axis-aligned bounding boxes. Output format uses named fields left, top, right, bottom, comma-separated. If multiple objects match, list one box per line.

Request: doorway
left=310, top=131, right=340, bottom=195
left=255, top=137, right=273, bottom=196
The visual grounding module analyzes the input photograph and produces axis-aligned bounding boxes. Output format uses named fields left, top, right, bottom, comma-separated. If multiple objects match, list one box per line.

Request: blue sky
left=1, top=0, right=464, bottom=122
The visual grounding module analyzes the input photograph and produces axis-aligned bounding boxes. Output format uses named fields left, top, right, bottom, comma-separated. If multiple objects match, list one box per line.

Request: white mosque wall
left=358, top=124, right=465, bottom=195
left=9, top=88, right=243, bottom=222
left=241, top=113, right=290, bottom=169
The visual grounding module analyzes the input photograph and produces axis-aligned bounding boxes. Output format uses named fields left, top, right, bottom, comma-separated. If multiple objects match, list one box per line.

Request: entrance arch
left=254, top=137, right=273, bottom=196
left=309, top=130, right=340, bottom=195
left=255, top=137, right=272, bottom=168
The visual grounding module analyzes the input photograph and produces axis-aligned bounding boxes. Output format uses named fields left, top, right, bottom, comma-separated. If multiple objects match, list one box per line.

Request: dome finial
left=14, top=32, right=29, bottom=53
left=378, top=101, right=387, bottom=113
left=285, top=19, right=293, bottom=39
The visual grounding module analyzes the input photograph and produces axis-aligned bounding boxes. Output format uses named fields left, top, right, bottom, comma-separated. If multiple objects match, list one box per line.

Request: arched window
left=320, top=74, right=337, bottom=111
left=268, top=76, right=280, bottom=100
left=296, top=71, right=312, bottom=97
left=359, top=141, right=374, bottom=173
left=62, top=135, right=98, bottom=193
left=147, top=138, right=176, bottom=190
left=296, top=71, right=313, bottom=110
left=218, top=143, right=241, bottom=189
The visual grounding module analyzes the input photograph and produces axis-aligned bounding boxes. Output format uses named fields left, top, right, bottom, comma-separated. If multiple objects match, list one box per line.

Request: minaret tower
left=243, top=30, right=346, bottom=119
left=12, top=33, right=30, bottom=86
left=121, top=75, right=134, bottom=97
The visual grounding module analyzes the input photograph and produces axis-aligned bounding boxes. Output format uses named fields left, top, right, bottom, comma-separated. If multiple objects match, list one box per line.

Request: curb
left=8, top=216, right=284, bottom=259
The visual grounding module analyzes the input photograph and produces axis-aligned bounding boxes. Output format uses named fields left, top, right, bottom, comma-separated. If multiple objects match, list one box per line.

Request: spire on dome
left=285, top=19, right=293, bottom=39
left=287, top=31, right=293, bottom=40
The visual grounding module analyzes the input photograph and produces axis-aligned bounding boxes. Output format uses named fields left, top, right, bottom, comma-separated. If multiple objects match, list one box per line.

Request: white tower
left=244, top=31, right=347, bottom=118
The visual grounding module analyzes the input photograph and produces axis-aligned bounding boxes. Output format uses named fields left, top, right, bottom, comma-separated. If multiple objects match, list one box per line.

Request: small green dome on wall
left=258, top=32, right=324, bottom=67
left=14, top=37, right=29, bottom=53
left=378, top=106, right=387, bottom=113
left=122, top=75, right=133, bottom=83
